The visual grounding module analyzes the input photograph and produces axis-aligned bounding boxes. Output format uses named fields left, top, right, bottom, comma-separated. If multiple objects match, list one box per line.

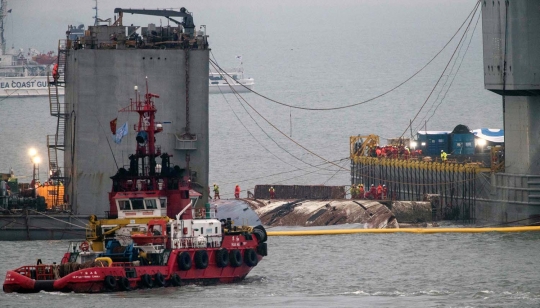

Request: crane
left=113, top=7, right=195, bottom=37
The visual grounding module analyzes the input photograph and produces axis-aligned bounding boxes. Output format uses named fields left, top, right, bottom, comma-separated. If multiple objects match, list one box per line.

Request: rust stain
left=245, top=199, right=399, bottom=229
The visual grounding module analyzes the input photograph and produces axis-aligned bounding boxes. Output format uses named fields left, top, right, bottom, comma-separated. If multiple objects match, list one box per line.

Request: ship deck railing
left=173, top=235, right=223, bottom=249
left=69, top=37, right=208, bottom=51
left=14, top=264, right=56, bottom=280
left=351, top=153, right=496, bottom=172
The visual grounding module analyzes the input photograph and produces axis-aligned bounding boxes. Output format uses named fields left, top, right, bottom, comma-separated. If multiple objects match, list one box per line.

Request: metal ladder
left=47, top=39, right=69, bottom=209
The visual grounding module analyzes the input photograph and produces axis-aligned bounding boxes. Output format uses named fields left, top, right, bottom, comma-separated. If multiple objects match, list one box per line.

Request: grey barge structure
left=1, top=7, right=210, bottom=240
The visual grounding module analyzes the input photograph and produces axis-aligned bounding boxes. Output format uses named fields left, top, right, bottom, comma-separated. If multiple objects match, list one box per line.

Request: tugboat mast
left=118, top=81, right=161, bottom=177
left=92, top=0, right=99, bottom=26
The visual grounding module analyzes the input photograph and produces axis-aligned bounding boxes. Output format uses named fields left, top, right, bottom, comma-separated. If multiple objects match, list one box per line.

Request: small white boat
left=209, top=67, right=254, bottom=94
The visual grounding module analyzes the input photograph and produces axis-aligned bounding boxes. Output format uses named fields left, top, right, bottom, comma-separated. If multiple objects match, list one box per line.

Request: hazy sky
left=6, top=0, right=475, bottom=53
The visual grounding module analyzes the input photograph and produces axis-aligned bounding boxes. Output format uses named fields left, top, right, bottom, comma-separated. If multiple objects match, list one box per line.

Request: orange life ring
left=197, top=208, right=205, bottom=218
left=79, top=241, right=90, bottom=252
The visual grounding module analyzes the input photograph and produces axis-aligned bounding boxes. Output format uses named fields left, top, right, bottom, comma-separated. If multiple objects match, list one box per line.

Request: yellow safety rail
left=351, top=156, right=481, bottom=174
left=350, top=135, right=379, bottom=158
left=267, top=226, right=540, bottom=236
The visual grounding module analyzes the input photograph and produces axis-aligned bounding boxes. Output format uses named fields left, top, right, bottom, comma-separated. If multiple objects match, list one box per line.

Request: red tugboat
left=3, top=82, right=267, bottom=293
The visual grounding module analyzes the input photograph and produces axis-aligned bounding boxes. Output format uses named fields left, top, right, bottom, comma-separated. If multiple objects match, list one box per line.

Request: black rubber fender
left=215, top=248, right=229, bottom=268
left=104, top=275, right=117, bottom=290
left=229, top=249, right=242, bottom=267
left=154, top=272, right=165, bottom=287
left=244, top=248, right=258, bottom=267
left=177, top=251, right=192, bottom=271
left=253, top=225, right=267, bottom=243
left=118, top=277, right=130, bottom=291
left=194, top=250, right=209, bottom=269
left=170, top=273, right=181, bottom=287
left=257, top=242, right=268, bottom=256
left=140, top=273, right=153, bottom=288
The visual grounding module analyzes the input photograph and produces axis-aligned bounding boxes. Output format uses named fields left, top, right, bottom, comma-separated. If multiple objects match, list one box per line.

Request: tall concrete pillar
left=479, top=0, right=540, bottom=223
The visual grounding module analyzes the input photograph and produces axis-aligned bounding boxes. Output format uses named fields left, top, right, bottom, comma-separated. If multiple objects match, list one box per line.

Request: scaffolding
left=350, top=136, right=481, bottom=223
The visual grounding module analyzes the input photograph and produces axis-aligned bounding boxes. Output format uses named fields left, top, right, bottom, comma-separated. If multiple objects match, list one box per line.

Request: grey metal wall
left=483, top=0, right=540, bottom=93
left=478, top=0, right=540, bottom=224
left=504, top=96, right=540, bottom=174
left=482, top=0, right=540, bottom=175
left=64, top=49, right=209, bottom=215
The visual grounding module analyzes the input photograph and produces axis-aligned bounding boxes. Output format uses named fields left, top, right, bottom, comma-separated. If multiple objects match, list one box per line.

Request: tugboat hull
left=4, top=248, right=264, bottom=293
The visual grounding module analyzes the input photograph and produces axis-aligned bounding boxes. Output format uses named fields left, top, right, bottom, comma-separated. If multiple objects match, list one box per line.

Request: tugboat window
left=145, top=199, right=157, bottom=209
left=131, top=198, right=145, bottom=210
left=160, top=198, right=167, bottom=208
left=118, top=200, right=131, bottom=210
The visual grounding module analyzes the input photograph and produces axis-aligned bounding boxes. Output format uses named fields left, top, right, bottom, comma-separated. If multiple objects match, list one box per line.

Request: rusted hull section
left=247, top=199, right=398, bottom=228
left=390, top=201, right=432, bottom=223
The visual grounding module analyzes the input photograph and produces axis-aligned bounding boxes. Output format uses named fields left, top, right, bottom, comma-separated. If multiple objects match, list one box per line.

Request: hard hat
left=371, top=184, right=374, bottom=186
left=441, top=150, right=443, bottom=152
left=383, top=184, right=386, bottom=187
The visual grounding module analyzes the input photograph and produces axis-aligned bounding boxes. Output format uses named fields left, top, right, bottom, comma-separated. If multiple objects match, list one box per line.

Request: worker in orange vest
left=382, top=184, right=388, bottom=199
left=358, top=184, right=365, bottom=199
left=368, top=184, right=377, bottom=199
left=350, top=185, right=357, bottom=199
left=52, top=63, right=59, bottom=83
left=377, top=184, right=383, bottom=200
left=234, top=184, right=241, bottom=199
left=269, top=186, right=275, bottom=199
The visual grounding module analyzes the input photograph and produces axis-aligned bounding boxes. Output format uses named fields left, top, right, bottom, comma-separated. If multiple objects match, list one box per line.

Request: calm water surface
left=1, top=232, right=540, bottom=307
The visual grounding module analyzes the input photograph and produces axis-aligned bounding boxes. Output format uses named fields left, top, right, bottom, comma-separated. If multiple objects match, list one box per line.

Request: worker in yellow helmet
left=269, top=186, right=276, bottom=199
left=213, top=184, right=220, bottom=200
left=441, top=150, right=448, bottom=162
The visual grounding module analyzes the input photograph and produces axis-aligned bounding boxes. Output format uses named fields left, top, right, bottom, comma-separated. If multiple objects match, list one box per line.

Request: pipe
left=94, top=257, right=113, bottom=267
left=267, top=226, right=540, bottom=236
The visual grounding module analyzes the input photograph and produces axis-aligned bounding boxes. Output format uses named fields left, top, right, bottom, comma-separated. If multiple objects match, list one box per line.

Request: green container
left=36, top=196, right=47, bottom=211
left=205, top=203, right=211, bottom=218
left=7, top=178, right=18, bottom=193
